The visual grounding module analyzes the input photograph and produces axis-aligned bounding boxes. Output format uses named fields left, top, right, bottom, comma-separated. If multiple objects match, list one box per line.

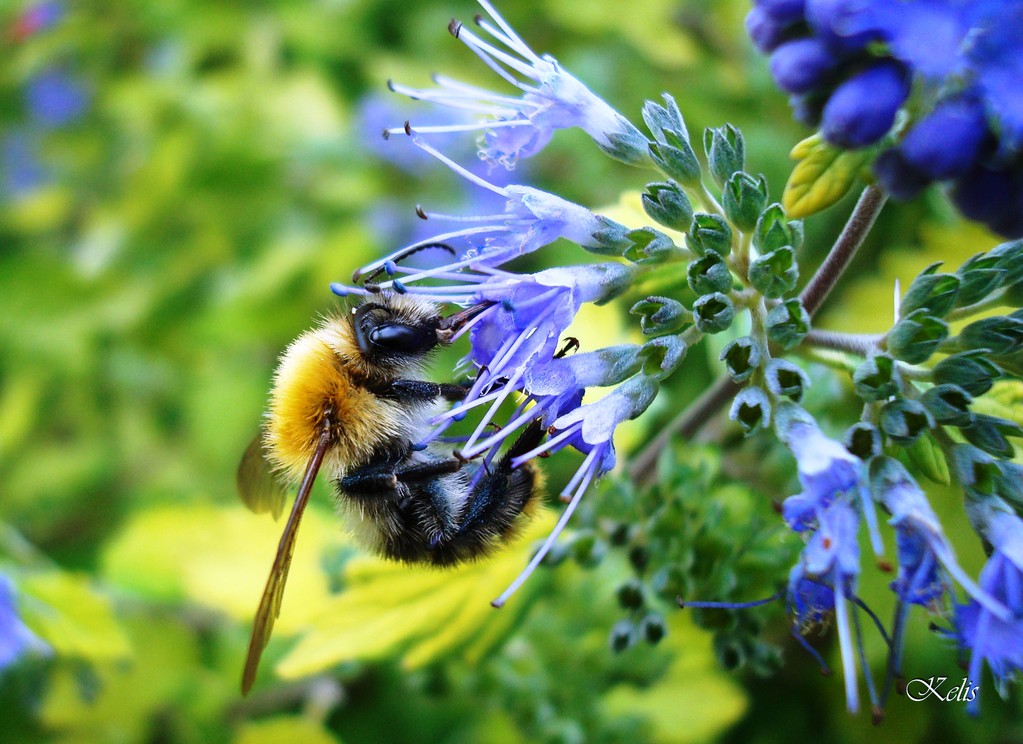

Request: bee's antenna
left=358, top=242, right=458, bottom=284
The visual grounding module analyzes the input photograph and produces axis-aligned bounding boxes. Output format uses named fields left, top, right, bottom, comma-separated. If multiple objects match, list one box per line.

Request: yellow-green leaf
left=40, top=613, right=202, bottom=740
left=905, top=431, right=951, bottom=485
left=783, top=133, right=870, bottom=218
left=234, top=715, right=343, bottom=744
left=18, top=571, right=132, bottom=663
left=276, top=512, right=557, bottom=680
left=973, top=379, right=1023, bottom=435
left=101, top=503, right=344, bottom=633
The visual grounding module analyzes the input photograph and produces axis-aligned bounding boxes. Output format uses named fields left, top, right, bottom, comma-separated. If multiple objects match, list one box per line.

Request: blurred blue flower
left=820, top=59, right=910, bottom=149
left=956, top=498, right=1023, bottom=714
left=1, top=131, right=46, bottom=199
left=11, top=1, right=64, bottom=40
left=0, top=575, right=50, bottom=671
left=874, top=458, right=1006, bottom=612
left=387, top=0, right=647, bottom=166
left=25, top=67, right=89, bottom=129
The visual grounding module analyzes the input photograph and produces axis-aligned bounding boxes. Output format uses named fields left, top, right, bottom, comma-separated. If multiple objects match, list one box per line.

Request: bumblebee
left=237, top=294, right=544, bottom=694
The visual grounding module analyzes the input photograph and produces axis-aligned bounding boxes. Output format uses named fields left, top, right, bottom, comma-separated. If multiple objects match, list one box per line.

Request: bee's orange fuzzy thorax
left=264, top=321, right=404, bottom=483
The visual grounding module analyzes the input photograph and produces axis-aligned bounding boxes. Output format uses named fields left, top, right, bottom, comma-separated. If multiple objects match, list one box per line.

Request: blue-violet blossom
left=386, top=0, right=647, bottom=167
left=956, top=497, right=1023, bottom=714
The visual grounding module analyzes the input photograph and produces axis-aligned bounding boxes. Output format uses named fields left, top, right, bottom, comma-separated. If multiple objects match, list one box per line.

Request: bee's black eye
left=368, top=323, right=436, bottom=354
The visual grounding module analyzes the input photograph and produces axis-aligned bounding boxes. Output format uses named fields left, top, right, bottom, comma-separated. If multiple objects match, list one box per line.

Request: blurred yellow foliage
left=276, top=511, right=557, bottom=679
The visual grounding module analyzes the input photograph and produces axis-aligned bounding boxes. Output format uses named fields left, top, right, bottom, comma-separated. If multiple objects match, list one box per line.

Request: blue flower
left=0, top=574, right=50, bottom=671
left=769, top=37, right=843, bottom=95
left=12, top=1, right=64, bottom=41
left=350, top=130, right=625, bottom=280
left=386, top=0, right=647, bottom=166
left=748, top=0, right=1023, bottom=237
left=491, top=373, right=660, bottom=608
left=788, top=500, right=868, bottom=712
left=775, top=405, right=882, bottom=553
left=876, top=458, right=1006, bottom=616
left=2, top=131, right=46, bottom=199
left=25, top=67, right=89, bottom=129
left=950, top=163, right=1023, bottom=239
left=956, top=498, right=1023, bottom=714
left=821, top=60, right=910, bottom=150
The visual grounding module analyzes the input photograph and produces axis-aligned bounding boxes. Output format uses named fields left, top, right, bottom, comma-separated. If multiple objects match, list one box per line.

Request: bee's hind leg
left=442, top=420, right=546, bottom=560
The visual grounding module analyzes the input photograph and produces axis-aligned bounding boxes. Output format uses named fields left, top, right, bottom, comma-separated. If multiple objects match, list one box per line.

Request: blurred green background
left=1, top=0, right=1020, bottom=742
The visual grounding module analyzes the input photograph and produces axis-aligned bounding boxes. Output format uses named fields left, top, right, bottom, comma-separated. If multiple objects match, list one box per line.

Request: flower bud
left=880, top=398, right=934, bottom=445
left=765, top=358, right=809, bottom=401
left=770, top=37, right=840, bottom=95
left=844, top=422, right=881, bottom=460
left=955, top=253, right=1004, bottom=307
left=720, top=336, right=763, bottom=383
left=730, top=386, right=771, bottom=435
left=688, top=252, right=734, bottom=295
left=630, top=296, right=691, bottom=336
left=641, top=180, right=694, bottom=232
left=723, top=172, right=770, bottom=231
left=822, top=60, right=910, bottom=149
left=749, top=246, right=798, bottom=298
left=766, top=298, right=810, bottom=350
left=687, top=213, right=733, bottom=256
left=887, top=309, right=948, bottom=364
left=961, top=414, right=1023, bottom=460
left=693, top=292, right=736, bottom=334
left=919, top=384, right=973, bottom=427
left=621, top=227, right=685, bottom=264
left=704, top=124, right=746, bottom=187
left=852, top=354, right=900, bottom=401
left=958, top=315, right=1023, bottom=355
left=639, top=335, right=687, bottom=379
left=900, top=263, right=960, bottom=318
left=932, top=351, right=1000, bottom=396
left=754, top=203, right=803, bottom=253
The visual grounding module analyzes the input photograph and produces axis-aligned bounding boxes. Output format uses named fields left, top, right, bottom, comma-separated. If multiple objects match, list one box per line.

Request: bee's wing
left=237, top=434, right=288, bottom=520
left=241, top=427, right=331, bottom=695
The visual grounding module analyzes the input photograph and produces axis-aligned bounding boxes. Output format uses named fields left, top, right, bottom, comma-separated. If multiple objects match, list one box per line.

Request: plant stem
left=800, top=184, right=888, bottom=318
left=804, top=329, right=885, bottom=356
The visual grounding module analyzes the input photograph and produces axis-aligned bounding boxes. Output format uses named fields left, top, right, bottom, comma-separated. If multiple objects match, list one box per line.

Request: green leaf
left=905, top=432, right=951, bottom=485
left=18, top=572, right=132, bottom=663
left=234, top=716, right=343, bottom=744
left=783, top=134, right=870, bottom=217
left=602, top=615, right=747, bottom=744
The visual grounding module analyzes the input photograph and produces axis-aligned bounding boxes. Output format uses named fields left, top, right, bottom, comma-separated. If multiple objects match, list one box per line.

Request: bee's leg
left=338, top=470, right=399, bottom=494
left=393, top=458, right=465, bottom=540
left=442, top=420, right=546, bottom=560
left=394, top=457, right=463, bottom=482
left=385, top=379, right=469, bottom=403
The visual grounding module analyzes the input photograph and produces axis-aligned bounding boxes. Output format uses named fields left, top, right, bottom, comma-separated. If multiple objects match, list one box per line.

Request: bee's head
left=351, top=295, right=445, bottom=372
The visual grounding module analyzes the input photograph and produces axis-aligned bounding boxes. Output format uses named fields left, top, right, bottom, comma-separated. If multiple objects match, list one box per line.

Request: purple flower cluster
left=775, top=407, right=881, bottom=713
left=338, top=0, right=673, bottom=600
left=336, top=125, right=662, bottom=602
left=748, top=0, right=1023, bottom=237
left=767, top=406, right=1010, bottom=714
left=957, top=498, right=1023, bottom=714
